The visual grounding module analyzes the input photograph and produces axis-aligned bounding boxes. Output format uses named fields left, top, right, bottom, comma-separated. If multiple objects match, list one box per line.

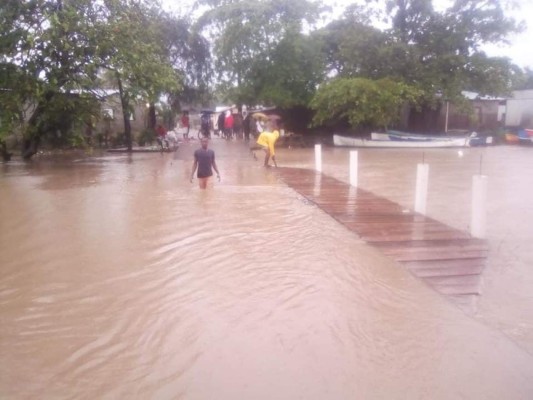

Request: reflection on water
left=1, top=140, right=533, bottom=399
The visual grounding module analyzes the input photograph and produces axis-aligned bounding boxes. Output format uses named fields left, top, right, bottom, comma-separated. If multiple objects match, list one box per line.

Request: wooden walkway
left=277, top=168, right=488, bottom=304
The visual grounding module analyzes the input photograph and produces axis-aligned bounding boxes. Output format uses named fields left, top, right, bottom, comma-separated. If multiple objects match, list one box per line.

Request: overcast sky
left=161, top=0, right=533, bottom=69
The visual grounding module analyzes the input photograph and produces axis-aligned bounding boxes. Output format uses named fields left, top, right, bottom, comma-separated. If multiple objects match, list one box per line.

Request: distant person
left=180, top=111, right=190, bottom=140
left=200, top=112, right=211, bottom=138
left=243, top=112, right=251, bottom=141
left=233, top=112, right=243, bottom=139
left=217, top=111, right=225, bottom=137
left=190, top=137, right=221, bottom=189
left=224, top=110, right=234, bottom=139
left=251, top=120, right=280, bottom=167
left=156, top=124, right=168, bottom=149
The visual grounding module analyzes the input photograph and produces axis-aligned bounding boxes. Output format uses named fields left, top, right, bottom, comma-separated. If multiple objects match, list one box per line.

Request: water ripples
left=2, top=147, right=533, bottom=399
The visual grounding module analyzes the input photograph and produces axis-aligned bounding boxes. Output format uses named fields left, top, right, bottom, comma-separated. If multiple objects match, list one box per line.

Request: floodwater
left=1, top=139, right=532, bottom=399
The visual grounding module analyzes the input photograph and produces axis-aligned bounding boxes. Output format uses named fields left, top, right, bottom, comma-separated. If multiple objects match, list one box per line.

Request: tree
left=1, top=0, right=107, bottom=159
left=96, top=0, right=180, bottom=150
left=385, top=0, right=523, bottom=100
left=310, top=77, right=421, bottom=130
left=313, top=0, right=523, bottom=131
left=195, top=0, right=324, bottom=107
left=237, top=32, right=325, bottom=108
left=161, top=14, right=212, bottom=117
left=0, top=65, right=30, bottom=161
left=313, top=18, right=397, bottom=80
left=512, top=67, right=533, bottom=90
left=1, top=0, right=182, bottom=157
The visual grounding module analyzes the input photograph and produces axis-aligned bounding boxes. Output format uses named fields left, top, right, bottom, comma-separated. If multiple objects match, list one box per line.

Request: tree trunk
left=148, top=103, right=156, bottom=131
left=21, top=90, right=57, bottom=160
left=21, top=136, right=41, bottom=160
left=116, top=72, right=132, bottom=151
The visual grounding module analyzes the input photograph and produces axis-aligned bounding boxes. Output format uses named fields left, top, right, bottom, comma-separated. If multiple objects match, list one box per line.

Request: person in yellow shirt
left=252, top=120, right=280, bottom=167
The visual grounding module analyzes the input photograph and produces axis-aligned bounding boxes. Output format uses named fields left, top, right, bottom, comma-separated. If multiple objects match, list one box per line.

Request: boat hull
left=334, top=134, right=469, bottom=148
left=372, top=130, right=491, bottom=146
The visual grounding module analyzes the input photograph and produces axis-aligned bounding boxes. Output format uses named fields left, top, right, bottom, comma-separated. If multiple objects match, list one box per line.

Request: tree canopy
left=0, top=0, right=194, bottom=156
left=306, top=0, right=524, bottom=130
left=310, top=77, right=421, bottom=130
left=195, top=0, right=325, bottom=107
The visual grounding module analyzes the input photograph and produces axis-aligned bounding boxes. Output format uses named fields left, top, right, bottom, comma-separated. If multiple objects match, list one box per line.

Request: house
left=447, top=91, right=504, bottom=131
left=405, top=91, right=504, bottom=133
left=504, top=89, right=533, bottom=128
left=95, top=90, right=154, bottom=145
left=438, top=90, right=533, bottom=132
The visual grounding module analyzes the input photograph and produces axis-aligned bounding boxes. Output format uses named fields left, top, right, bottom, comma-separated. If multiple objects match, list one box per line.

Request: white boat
left=371, top=130, right=470, bottom=142
left=333, top=134, right=469, bottom=148
left=372, top=130, right=494, bottom=146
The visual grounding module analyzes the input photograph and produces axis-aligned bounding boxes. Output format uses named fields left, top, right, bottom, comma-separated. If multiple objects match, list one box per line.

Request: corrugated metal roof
left=461, top=91, right=504, bottom=101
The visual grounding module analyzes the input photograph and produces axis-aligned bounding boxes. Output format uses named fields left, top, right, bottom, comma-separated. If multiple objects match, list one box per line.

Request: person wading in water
left=252, top=119, right=280, bottom=167
left=190, top=137, right=221, bottom=189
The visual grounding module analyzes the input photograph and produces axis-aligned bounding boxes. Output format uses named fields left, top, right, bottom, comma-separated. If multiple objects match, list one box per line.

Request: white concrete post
left=414, top=163, right=429, bottom=215
left=471, top=175, right=488, bottom=238
left=313, top=172, right=321, bottom=197
left=315, top=144, right=322, bottom=172
left=349, top=150, right=358, bottom=187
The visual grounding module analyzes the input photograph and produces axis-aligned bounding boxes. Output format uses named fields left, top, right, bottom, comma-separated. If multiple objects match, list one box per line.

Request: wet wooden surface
left=277, top=167, right=488, bottom=302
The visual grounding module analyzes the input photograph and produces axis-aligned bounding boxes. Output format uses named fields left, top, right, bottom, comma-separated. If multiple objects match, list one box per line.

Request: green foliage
left=1, top=0, right=526, bottom=152
left=512, top=67, right=533, bottom=90
left=1, top=0, right=185, bottom=155
left=318, top=0, right=523, bottom=107
left=313, top=18, right=392, bottom=79
left=97, top=0, right=181, bottom=102
left=93, top=0, right=185, bottom=148
left=1, top=0, right=115, bottom=156
left=0, top=66, right=26, bottom=142
left=137, top=128, right=156, bottom=147
left=67, top=131, right=87, bottom=148
left=236, top=33, right=325, bottom=107
left=162, top=15, right=212, bottom=109
left=310, top=77, right=421, bottom=129
left=195, top=0, right=325, bottom=107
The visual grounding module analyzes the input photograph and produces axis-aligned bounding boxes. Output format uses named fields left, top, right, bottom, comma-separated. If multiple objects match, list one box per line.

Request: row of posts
left=314, top=144, right=487, bottom=239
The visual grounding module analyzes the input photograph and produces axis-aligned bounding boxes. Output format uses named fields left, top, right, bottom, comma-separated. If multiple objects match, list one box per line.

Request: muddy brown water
left=1, top=139, right=533, bottom=399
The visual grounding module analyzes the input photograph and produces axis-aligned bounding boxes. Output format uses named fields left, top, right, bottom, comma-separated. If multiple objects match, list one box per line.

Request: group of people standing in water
left=190, top=117, right=280, bottom=189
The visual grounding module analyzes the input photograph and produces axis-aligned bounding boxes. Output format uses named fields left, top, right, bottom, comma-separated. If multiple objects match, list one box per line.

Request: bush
left=110, top=132, right=126, bottom=147
left=137, top=129, right=156, bottom=147
left=68, top=132, right=87, bottom=148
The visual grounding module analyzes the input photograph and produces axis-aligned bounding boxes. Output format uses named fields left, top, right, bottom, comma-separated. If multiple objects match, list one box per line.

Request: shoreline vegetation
left=2, top=1, right=532, bottom=162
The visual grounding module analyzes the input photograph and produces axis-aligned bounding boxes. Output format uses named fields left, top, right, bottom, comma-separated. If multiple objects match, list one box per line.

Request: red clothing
left=156, top=125, right=167, bottom=137
left=224, top=114, right=234, bottom=129
left=181, top=115, right=189, bottom=128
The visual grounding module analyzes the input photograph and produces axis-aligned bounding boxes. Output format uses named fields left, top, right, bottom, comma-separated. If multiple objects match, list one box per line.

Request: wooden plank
left=276, top=167, right=489, bottom=300
left=343, top=221, right=455, bottom=231
left=401, top=258, right=486, bottom=271
left=423, top=281, right=482, bottom=296
left=423, top=274, right=482, bottom=286
left=373, top=238, right=488, bottom=250
left=363, top=231, right=472, bottom=242
left=410, top=264, right=485, bottom=277
left=373, top=240, right=489, bottom=261
left=379, top=248, right=488, bottom=262
left=335, top=213, right=432, bottom=222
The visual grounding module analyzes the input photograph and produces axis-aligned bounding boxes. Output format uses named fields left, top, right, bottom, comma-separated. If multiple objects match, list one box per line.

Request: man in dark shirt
left=217, top=112, right=225, bottom=137
left=190, top=137, right=220, bottom=189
